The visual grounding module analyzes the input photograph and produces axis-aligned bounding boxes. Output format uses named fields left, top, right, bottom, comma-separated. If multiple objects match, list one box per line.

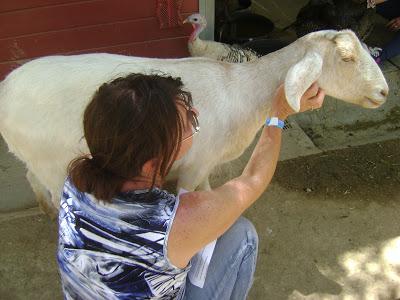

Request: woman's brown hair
left=68, top=73, right=193, bottom=202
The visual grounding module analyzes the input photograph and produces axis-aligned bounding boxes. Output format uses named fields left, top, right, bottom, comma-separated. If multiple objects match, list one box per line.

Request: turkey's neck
left=189, top=24, right=204, bottom=42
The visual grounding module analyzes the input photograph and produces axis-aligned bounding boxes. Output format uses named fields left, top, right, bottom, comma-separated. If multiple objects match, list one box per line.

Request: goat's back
left=0, top=53, right=228, bottom=145
left=0, top=53, right=234, bottom=190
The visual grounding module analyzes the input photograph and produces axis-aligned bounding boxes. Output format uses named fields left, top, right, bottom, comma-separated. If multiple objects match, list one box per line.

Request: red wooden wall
left=0, top=0, right=198, bottom=80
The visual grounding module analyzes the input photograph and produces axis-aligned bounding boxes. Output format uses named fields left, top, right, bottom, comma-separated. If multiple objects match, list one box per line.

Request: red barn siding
left=0, top=0, right=198, bottom=79
left=0, top=0, right=84, bottom=13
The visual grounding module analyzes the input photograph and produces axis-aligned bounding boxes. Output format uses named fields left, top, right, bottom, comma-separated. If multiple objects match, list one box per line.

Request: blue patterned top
left=57, top=178, right=190, bottom=300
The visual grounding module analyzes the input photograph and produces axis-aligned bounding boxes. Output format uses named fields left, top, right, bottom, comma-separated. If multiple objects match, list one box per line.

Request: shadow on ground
left=241, top=139, right=400, bottom=300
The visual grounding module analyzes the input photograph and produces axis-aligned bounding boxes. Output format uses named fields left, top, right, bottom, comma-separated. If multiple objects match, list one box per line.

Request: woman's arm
left=168, top=84, right=325, bottom=268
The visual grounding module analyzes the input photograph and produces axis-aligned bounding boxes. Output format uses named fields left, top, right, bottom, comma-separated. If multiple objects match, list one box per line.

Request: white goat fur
left=0, top=30, right=388, bottom=216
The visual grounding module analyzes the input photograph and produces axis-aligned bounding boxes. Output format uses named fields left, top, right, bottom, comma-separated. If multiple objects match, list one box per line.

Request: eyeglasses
left=182, top=106, right=200, bottom=142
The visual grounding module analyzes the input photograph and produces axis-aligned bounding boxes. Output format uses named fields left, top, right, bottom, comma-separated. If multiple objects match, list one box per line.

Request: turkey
left=294, top=0, right=375, bottom=41
left=183, top=13, right=259, bottom=63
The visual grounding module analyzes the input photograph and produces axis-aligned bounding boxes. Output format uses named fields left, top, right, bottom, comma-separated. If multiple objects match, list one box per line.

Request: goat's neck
left=207, top=47, right=303, bottom=163
left=229, top=43, right=305, bottom=130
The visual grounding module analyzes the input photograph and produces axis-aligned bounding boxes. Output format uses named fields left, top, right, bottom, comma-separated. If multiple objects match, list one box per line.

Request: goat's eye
left=342, top=57, right=355, bottom=63
left=194, top=18, right=198, bottom=22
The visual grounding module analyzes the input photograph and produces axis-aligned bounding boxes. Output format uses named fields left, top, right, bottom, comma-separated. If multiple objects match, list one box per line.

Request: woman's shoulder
left=62, top=178, right=179, bottom=226
left=61, top=177, right=83, bottom=202
left=116, top=187, right=176, bottom=205
left=64, top=177, right=176, bottom=205
left=108, top=188, right=179, bottom=224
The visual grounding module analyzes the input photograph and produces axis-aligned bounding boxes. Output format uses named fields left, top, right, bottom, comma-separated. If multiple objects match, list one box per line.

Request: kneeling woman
left=57, top=73, right=324, bottom=299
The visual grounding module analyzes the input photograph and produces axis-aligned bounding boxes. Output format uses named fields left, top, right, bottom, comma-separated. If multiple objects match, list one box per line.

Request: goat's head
left=284, top=29, right=389, bottom=112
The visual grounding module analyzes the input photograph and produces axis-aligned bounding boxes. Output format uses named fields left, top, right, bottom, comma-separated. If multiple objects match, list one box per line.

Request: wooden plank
left=0, top=17, right=193, bottom=62
left=0, top=0, right=198, bottom=38
left=70, top=36, right=190, bottom=57
left=0, top=0, right=84, bottom=13
left=0, top=37, right=189, bottom=80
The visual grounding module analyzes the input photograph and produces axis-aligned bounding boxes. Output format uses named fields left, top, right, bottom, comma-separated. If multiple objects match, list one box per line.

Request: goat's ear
left=331, top=30, right=357, bottom=62
left=284, top=51, right=323, bottom=112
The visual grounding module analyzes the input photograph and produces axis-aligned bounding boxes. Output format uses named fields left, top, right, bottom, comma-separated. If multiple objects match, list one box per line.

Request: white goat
left=0, top=30, right=388, bottom=217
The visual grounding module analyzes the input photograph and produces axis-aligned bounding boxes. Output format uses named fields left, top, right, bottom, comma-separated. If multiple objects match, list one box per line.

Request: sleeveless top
left=57, top=178, right=190, bottom=300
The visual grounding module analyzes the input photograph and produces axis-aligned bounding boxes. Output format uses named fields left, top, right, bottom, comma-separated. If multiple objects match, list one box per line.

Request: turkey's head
left=184, top=13, right=207, bottom=42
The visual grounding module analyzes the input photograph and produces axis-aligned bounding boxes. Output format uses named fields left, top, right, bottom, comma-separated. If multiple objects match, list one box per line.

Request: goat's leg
left=26, top=170, right=58, bottom=218
left=197, top=177, right=211, bottom=191
left=176, top=165, right=212, bottom=192
left=50, top=188, right=63, bottom=218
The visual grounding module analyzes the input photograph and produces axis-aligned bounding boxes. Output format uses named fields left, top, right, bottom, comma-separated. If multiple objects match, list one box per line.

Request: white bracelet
left=265, top=117, right=285, bottom=129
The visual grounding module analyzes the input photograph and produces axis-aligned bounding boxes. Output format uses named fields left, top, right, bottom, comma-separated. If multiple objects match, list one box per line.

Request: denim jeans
left=183, top=217, right=259, bottom=300
left=376, top=0, right=400, bottom=61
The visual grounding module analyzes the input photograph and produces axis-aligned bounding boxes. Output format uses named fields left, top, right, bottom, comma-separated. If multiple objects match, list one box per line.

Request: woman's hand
left=387, top=17, right=400, bottom=31
left=271, top=82, right=325, bottom=120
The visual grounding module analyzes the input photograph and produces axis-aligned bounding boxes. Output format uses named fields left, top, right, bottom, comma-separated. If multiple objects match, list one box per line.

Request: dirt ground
left=1, top=138, right=399, bottom=300
left=245, top=138, right=400, bottom=300
left=274, top=139, right=400, bottom=202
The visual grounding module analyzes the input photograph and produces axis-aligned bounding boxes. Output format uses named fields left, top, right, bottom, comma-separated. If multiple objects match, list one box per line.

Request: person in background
left=368, top=0, right=400, bottom=64
left=57, top=73, right=324, bottom=300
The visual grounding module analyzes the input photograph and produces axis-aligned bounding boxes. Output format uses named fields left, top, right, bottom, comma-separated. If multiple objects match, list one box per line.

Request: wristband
left=265, top=117, right=285, bottom=129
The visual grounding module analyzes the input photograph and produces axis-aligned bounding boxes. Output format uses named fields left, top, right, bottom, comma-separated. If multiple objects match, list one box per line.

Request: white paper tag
left=177, top=189, right=217, bottom=288
left=187, top=240, right=217, bottom=288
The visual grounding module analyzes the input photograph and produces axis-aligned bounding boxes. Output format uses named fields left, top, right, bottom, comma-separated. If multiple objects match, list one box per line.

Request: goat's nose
left=380, top=89, right=388, bottom=98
